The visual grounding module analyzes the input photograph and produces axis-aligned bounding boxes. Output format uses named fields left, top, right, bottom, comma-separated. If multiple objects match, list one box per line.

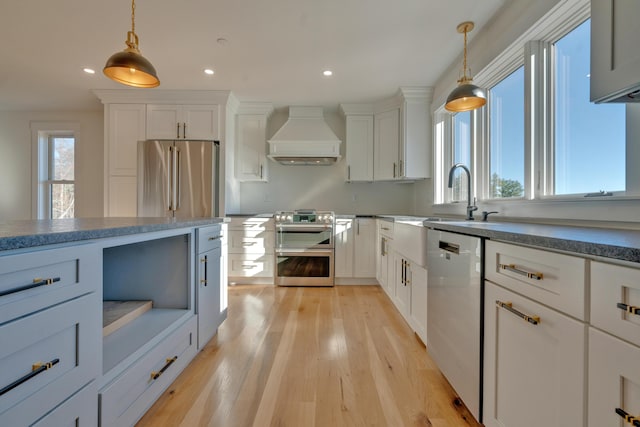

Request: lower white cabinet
left=196, top=225, right=223, bottom=349
left=228, top=217, right=274, bottom=283
left=335, top=218, right=376, bottom=280
left=588, top=327, right=640, bottom=427
left=483, top=281, right=586, bottom=427
left=393, top=254, right=411, bottom=318
left=408, top=264, right=427, bottom=343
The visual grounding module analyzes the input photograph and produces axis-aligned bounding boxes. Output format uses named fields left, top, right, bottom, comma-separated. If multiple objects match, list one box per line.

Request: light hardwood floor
left=137, top=285, right=480, bottom=427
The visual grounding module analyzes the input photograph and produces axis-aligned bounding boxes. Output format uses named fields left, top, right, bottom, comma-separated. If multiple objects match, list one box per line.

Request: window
left=451, top=111, right=472, bottom=202
left=552, top=19, right=626, bottom=195
left=46, top=136, right=75, bottom=218
left=434, top=1, right=637, bottom=221
left=489, top=66, right=525, bottom=198
left=31, top=122, right=79, bottom=219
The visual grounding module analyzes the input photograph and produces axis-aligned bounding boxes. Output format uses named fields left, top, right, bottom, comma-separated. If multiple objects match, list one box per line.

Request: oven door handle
left=276, top=225, right=331, bottom=233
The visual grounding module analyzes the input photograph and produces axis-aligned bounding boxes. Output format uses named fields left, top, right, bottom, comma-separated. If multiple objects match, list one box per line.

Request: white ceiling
left=0, top=0, right=506, bottom=112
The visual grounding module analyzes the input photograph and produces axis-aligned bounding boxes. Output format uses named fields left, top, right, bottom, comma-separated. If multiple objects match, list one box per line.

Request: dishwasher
left=427, top=229, right=482, bottom=423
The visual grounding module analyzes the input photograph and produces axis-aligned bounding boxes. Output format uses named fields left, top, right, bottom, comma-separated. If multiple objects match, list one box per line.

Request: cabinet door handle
left=183, top=123, right=186, bottom=139
left=616, top=408, right=640, bottom=426
left=208, top=236, right=221, bottom=241
left=0, top=358, right=60, bottom=397
left=201, top=255, right=208, bottom=286
left=150, top=356, right=178, bottom=380
left=260, top=164, right=264, bottom=179
left=393, top=162, right=397, bottom=178
left=0, top=277, right=61, bottom=298
left=241, top=264, right=257, bottom=269
left=399, top=160, right=404, bottom=177
left=617, top=303, right=640, bottom=315
left=496, top=300, right=540, bottom=325
left=347, top=165, right=351, bottom=181
left=176, top=123, right=180, bottom=139
left=499, top=263, right=544, bottom=280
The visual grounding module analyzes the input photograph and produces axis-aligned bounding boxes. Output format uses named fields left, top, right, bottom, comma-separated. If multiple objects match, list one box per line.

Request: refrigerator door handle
left=167, top=146, right=174, bottom=211
left=175, top=147, right=181, bottom=210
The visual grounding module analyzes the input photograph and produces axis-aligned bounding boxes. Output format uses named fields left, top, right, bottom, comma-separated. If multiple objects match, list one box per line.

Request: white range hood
left=268, top=106, right=342, bottom=165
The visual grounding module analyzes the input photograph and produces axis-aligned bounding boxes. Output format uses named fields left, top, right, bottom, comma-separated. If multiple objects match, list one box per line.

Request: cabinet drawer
left=485, top=240, right=587, bottom=320
left=0, top=244, right=99, bottom=325
left=591, top=261, right=640, bottom=347
left=32, top=381, right=97, bottom=427
left=588, top=328, right=640, bottom=427
left=0, top=293, right=100, bottom=425
left=228, top=253, right=274, bottom=278
left=229, top=230, right=274, bottom=254
left=99, top=316, right=197, bottom=427
left=229, top=217, right=274, bottom=231
left=197, top=225, right=222, bottom=254
left=377, top=220, right=394, bottom=238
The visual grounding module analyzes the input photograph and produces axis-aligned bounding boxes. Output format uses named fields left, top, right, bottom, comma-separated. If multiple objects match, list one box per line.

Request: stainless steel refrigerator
left=137, top=140, right=220, bottom=217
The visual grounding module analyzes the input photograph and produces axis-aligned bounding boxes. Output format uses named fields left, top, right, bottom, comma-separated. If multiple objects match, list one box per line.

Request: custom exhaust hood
left=268, top=106, right=342, bottom=165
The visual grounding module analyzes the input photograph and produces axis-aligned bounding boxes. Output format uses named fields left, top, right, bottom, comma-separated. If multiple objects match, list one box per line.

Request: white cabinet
left=146, top=104, right=220, bottom=140
left=235, top=104, right=273, bottom=182
left=104, top=103, right=146, bottom=216
left=344, top=114, right=374, bottom=181
left=228, top=217, right=275, bottom=283
left=591, top=0, right=640, bottom=102
left=409, top=264, right=427, bottom=343
left=376, top=220, right=394, bottom=295
left=483, top=240, right=587, bottom=427
left=335, top=218, right=376, bottom=281
left=374, top=109, right=400, bottom=180
left=588, top=261, right=640, bottom=427
left=483, top=281, right=586, bottom=427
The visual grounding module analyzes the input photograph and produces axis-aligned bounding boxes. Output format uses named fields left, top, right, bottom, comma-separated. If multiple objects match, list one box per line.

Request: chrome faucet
left=447, top=163, right=477, bottom=220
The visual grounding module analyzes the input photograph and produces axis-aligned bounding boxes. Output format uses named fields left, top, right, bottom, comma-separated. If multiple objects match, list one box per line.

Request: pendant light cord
left=131, top=0, right=136, bottom=35
left=462, top=27, right=468, bottom=81
left=126, top=0, right=138, bottom=51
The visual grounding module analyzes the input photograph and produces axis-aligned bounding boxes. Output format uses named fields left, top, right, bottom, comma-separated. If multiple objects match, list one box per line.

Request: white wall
left=235, top=109, right=416, bottom=215
left=0, top=111, right=103, bottom=220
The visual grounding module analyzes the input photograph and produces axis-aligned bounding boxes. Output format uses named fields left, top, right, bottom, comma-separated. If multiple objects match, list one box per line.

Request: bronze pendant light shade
left=104, top=0, right=159, bottom=88
left=445, top=22, right=486, bottom=112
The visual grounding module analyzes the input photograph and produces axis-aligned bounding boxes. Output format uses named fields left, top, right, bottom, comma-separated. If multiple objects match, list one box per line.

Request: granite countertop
left=0, top=217, right=225, bottom=251
left=425, top=220, right=640, bottom=263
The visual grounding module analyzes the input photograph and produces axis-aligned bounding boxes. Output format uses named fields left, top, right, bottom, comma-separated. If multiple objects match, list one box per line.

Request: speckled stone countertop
left=0, top=217, right=226, bottom=252
left=424, top=220, right=640, bottom=263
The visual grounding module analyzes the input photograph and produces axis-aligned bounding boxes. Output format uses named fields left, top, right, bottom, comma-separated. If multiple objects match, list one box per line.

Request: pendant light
left=445, top=21, right=486, bottom=112
left=103, top=0, right=160, bottom=88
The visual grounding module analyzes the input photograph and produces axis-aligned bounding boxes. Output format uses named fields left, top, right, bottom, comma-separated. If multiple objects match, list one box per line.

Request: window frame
left=30, top=122, right=79, bottom=220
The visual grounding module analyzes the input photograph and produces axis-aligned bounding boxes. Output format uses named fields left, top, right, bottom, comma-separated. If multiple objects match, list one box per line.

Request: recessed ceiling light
left=83, top=68, right=96, bottom=74
left=204, top=69, right=215, bottom=75
left=216, top=38, right=228, bottom=46
left=323, top=70, right=333, bottom=77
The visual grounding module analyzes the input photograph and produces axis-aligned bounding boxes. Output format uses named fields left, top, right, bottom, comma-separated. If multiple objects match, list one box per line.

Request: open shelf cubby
left=102, top=233, right=192, bottom=375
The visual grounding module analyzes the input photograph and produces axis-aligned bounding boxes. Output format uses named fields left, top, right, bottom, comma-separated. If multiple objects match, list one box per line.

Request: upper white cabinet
left=147, top=104, right=220, bottom=140
left=591, top=0, right=640, bottom=102
left=235, top=103, right=273, bottom=182
left=340, top=87, right=433, bottom=182
left=374, top=109, right=400, bottom=180
left=340, top=105, right=375, bottom=182
left=104, top=103, right=146, bottom=217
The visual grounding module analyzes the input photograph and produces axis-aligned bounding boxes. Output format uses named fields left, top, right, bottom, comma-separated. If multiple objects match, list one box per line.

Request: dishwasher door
left=427, top=230, right=482, bottom=422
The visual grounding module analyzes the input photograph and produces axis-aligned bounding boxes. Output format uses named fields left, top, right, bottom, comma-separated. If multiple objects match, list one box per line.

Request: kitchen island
left=0, top=217, right=226, bottom=427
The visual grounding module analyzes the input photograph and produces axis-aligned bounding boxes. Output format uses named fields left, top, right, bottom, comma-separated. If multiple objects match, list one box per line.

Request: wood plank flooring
left=137, top=285, right=480, bottom=427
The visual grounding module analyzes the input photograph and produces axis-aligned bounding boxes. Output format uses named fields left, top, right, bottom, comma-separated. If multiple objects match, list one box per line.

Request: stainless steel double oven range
left=274, top=210, right=335, bottom=287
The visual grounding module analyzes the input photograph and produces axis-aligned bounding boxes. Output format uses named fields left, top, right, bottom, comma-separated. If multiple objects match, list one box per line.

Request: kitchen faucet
left=447, top=163, right=477, bottom=220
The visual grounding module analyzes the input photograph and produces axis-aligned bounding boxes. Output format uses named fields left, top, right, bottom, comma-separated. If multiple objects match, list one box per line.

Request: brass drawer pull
left=496, top=300, right=540, bottom=325
left=616, top=408, right=640, bottom=426
left=0, top=277, right=61, bottom=298
left=150, top=356, right=178, bottom=380
left=499, top=263, right=544, bottom=280
left=0, top=358, right=60, bottom=397
left=617, top=303, right=640, bottom=316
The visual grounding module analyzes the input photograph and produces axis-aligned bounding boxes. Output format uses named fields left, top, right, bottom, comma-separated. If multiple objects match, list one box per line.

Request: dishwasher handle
left=439, top=240, right=460, bottom=254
